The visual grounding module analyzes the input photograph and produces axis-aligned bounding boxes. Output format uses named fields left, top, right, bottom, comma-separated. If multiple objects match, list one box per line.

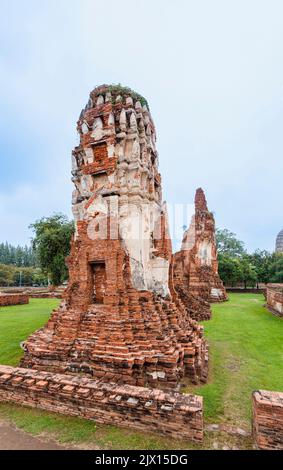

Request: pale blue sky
left=0, top=0, right=282, bottom=252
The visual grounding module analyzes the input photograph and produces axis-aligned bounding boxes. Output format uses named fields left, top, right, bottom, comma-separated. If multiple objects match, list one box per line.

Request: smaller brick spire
left=195, top=188, right=208, bottom=211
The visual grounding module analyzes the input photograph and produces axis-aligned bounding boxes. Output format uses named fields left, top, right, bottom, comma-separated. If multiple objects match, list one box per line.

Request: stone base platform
left=0, top=365, right=203, bottom=442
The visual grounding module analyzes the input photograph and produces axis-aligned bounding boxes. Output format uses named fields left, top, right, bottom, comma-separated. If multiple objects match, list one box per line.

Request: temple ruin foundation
left=0, top=365, right=203, bottom=442
left=173, top=188, right=227, bottom=321
left=21, top=85, right=209, bottom=391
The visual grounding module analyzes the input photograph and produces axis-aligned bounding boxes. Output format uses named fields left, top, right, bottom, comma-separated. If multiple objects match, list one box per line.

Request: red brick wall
left=0, top=365, right=203, bottom=442
left=0, top=294, right=29, bottom=307
left=252, top=390, right=283, bottom=450
left=266, top=285, right=283, bottom=317
left=93, top=142, right=108, bottom=161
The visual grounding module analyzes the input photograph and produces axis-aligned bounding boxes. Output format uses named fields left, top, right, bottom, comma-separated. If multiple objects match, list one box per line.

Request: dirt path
left=0, top=420, right=68, bottom=450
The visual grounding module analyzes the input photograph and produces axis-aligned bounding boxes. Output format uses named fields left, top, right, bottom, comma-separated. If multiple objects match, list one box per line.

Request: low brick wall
left=0, top=365, right=203, bottom=442
left=266, top=285, right=283, bottom=317
left=29, top=292, right=62, bottom=299
left=252, top=390, right=283, bottom=450
left=0, top=293, right=29, bottom=307
left=0, top=286, right=65, bottom=299
left=226, top=288, right=265, bottom=294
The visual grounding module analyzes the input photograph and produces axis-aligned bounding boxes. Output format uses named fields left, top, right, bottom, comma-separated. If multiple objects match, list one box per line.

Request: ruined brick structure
left=21, top=85, right=208, bottom=391
left=173, top=188, right=227, bottom=321
left=0, top=365, right=203, bottom=442
left=252, top=390, right=283, bottom=450
left=0, top=293, right=29, bottom=307
left=275, top=229, right=283, bottom=253
left=266, top=284, right=283, bottom=317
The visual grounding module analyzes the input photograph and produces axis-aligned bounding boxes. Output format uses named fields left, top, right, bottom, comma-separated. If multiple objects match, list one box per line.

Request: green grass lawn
left=0, top=299, right=59, bottom=366
left=0, top=294, right=282, bottom=449
left=184, top=293, right=283, bottom=428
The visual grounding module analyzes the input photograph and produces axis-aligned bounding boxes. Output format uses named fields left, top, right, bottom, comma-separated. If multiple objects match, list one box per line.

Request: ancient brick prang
left=0, top=293, right=29, bottom=307
left=173, top=188, right=227, bottom=320
left=21, top=85, right=208, bottom=390
left=266, top=284, right=283, bottom=317
left=275, top=229, right=283, bottom=253
left=0, top=365, right=203, bottom=442
left=252, top=390, right=283, bottom=450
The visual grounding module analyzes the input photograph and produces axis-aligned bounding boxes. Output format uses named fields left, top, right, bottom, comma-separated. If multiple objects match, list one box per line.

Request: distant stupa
left=275, top=229, right=283, bottom=253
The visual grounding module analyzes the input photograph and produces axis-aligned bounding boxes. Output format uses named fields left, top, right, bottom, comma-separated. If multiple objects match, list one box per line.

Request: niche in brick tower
left=90, top=261, right=106, bottom=304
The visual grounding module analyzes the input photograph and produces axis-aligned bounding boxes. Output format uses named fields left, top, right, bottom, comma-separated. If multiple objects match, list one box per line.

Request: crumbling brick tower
left=173, top=188, right=227, bottom=320
left=21, top=85, right=208, bottom=390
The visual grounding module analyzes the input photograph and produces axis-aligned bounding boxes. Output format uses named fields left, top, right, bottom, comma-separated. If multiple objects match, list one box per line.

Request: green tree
left=0, top=264, right=14, bottom=286
left=238, top=256, right=257, bottom=289
left=0, top=242, right=36, bottom=267
left=30, top=213, right=74, bottom=286
left=216, top=229, right=246, bottom=257
left=218, top=255, right=242, bottom=286
left=269, top=254, right=283, bottom=283
left=248, top=250, right=275, bottom=287
left=216, top=228, right=246, bottom=286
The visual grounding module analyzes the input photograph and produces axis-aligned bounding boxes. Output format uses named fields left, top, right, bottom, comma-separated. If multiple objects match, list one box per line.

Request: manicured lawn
left=184, top=293, right=283, bottom=427
left=0, top=294, right=282, bottom=449
left=0, top=299, right=60, bottom=366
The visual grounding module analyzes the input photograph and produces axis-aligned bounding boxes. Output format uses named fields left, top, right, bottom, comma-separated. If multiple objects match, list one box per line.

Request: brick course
left=252, top=390, right=283, bottom=450
left=266, top=284, right=283, bottom=317
left=0, top=365, right=203, bottom=442
left=0, top=293, right=29, bottom=307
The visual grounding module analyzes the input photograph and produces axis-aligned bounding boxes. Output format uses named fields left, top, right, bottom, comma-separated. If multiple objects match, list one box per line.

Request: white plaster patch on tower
left=130, top=112, right=137, bottom=130
left=72, top=154, right=78, bottom=171
left=84, top=147, right=94, bottom=163
left=96, top=95, right=104, bottom=106
left=126, top=96, right=133, bottom=106
left=91, top=117, right=104, bottom=140
left=120, top=109, right=127, bottom=131
left=132, top=139, right=140, bottom=161
left=81, top=121, right=89, bottom=134
left=198, top=241, right=212, bottom=266
left=107, top=143, right=115, bottom=157
left=108, top=112, right=115, bottom=126
left=211, top=287, right=222, bottom=299
left=148, top=257, right=170, bottom=297
left=86, top=194, right=108, bottom=220
left=181, top=216, right=196, bottom=251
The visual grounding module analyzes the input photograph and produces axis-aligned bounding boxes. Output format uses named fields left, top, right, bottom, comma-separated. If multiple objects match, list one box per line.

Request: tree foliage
left=30, top=213, right=74, bottom=286
left=268, top=254, right=283, bottom=283
left=216, top=229, right=246, bottom=257
left=0, top=264, right=47, bottom=287
left=0, top=242, right=36, bottom=266
left=216, top=229, right=283, bottom=287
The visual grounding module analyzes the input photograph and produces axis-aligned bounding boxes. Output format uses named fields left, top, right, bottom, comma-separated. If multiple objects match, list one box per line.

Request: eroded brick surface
left=252, top=390, right=283, bottom=450
left=173, top=188, right=227, bottom=321
left=0, top=365, right=203, bottom=442
left=21, top=85, right=208, bottom=390
left=0, top=293, right=29, bottom=307
left=266, top=284, right=283, bottom=317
